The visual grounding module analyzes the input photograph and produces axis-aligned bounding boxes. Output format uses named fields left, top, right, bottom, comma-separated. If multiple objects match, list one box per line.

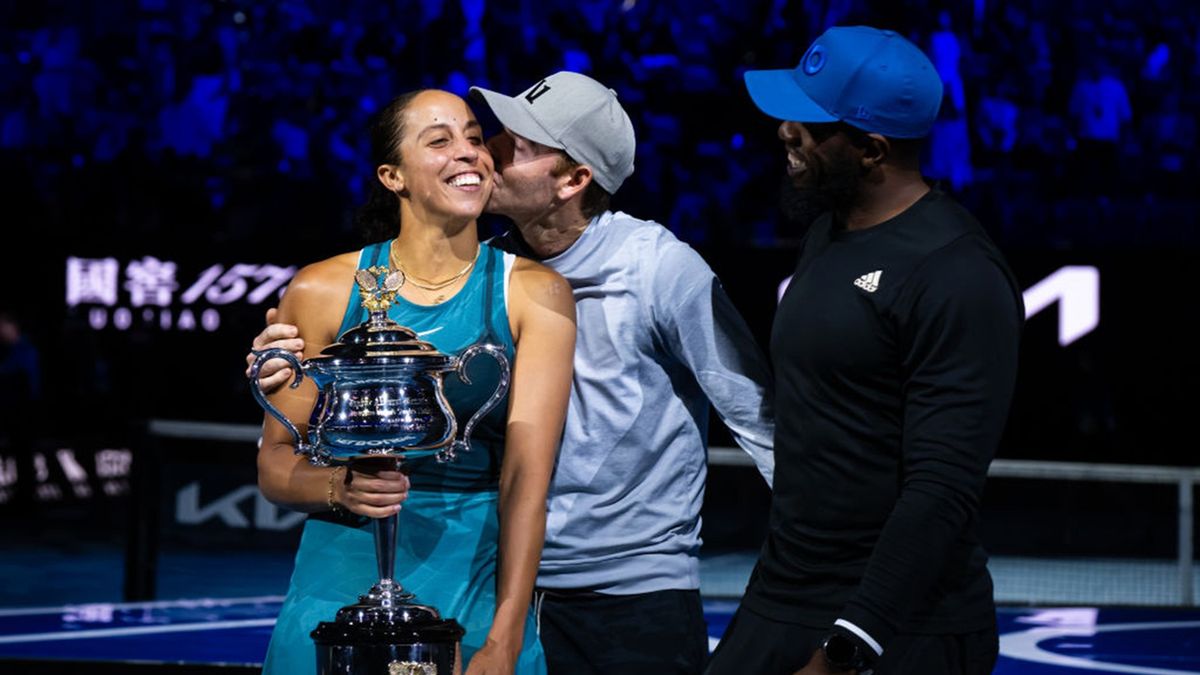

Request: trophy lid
left=308, top=265, right=451, bottom=363
left=316, top=313, right=449, bottom=360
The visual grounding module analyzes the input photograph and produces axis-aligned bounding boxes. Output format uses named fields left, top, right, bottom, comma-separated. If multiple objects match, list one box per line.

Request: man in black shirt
left=706, top=26, right=1023, bottom=675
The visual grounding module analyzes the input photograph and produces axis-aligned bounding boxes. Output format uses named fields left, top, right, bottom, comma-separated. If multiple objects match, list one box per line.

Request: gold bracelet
left=327, top=466, right=345, bottom=513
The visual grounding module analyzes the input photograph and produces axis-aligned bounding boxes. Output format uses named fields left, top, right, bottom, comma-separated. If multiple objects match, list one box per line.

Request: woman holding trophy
left=254, top=89, right=575, bottom=675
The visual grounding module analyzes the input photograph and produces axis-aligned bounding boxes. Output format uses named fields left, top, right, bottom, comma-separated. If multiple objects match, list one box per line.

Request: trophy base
left=312, top=594, right=465, bottom=675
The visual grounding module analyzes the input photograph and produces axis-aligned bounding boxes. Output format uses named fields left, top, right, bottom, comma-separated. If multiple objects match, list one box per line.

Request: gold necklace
left=389, top=242, right=479, bottom=294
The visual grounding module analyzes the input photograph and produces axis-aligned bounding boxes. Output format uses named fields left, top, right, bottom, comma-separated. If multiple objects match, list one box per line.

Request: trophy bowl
left=252, top=329, right=507, bottom=466
left=249, top=266, right=510, bottom=675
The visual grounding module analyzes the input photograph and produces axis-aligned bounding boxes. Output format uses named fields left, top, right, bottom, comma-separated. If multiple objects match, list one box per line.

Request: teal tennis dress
left=262, top=241, right=547, bottom=674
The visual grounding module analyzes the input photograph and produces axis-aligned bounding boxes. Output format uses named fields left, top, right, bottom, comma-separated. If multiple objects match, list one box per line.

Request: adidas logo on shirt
left=853, top=270, right=882, bottom=293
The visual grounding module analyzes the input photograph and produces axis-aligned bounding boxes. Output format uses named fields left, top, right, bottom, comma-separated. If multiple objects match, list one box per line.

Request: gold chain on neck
left=389, top=240, right=479, bottom=292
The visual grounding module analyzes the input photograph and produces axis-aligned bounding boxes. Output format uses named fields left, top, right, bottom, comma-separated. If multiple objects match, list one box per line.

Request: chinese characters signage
left=66, top=256, right=296, bottom=332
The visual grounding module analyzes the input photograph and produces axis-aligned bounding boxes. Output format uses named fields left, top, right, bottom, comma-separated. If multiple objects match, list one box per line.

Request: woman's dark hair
left=355, top=90, right=428, bottom=243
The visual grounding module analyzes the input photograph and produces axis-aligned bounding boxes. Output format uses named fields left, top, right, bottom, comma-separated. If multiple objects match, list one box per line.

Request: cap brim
left=743, top=69, right=839, bottom=123
left=468, top=86, right=564, bottom=149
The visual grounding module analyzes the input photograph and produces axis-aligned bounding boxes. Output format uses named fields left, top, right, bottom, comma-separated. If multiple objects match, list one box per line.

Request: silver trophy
left=249, top=264, right=510, bottom=675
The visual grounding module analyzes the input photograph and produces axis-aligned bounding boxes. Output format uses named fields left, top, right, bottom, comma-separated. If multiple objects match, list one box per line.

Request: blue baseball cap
left=744, top=26, right=943, bottom=139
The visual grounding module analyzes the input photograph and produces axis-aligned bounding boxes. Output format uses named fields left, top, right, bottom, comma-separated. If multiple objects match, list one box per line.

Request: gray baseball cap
left=470, top=72, right=636, bottom=194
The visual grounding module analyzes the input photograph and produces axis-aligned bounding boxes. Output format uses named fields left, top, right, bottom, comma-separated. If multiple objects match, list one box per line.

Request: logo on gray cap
left=524, top=80, right=552, bottom=103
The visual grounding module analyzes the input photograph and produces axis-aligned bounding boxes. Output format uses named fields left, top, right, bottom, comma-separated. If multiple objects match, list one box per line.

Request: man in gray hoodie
left=249, top=72, right=774, bottom=674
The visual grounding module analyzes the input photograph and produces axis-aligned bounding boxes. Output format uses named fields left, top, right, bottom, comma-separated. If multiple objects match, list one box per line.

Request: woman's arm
left=470, top=259, right=575, bottom=673
left=255, top=253, right=411, bottom=518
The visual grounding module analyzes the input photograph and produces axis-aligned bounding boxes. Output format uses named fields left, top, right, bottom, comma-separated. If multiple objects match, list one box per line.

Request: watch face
left=823, top=633, right=859, bottom=669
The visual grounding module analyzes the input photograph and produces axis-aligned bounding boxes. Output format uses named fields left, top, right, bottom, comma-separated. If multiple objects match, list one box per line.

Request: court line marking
left=0, top=618, right=278, bottom=644
left=1000, top=620, right=1200, bottom=674
left=0, top=596, right=285, bottom=617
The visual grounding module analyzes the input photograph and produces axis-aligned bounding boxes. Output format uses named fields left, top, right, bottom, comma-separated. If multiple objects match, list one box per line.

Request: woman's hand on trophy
left=245, top=307, right=305, bottom=394
left=335, top=459, right=411, bottom=518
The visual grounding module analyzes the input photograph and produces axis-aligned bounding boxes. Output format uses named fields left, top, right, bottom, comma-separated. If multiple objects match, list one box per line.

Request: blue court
left=1, top=596, right=1197, bottom=673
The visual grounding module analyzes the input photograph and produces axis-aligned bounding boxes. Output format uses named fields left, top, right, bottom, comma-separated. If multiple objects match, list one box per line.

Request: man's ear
left=377, top=164, right=406, bottom=194
left=861, top=133, right=890, bottom=170
left=558, top=163, right=593, bottom=202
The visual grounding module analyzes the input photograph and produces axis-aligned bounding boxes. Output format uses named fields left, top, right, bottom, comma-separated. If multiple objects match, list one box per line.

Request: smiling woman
left=252, top=89, right=576, bottom=675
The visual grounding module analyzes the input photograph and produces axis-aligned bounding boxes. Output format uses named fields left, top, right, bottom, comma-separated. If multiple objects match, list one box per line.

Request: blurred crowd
left=1, top=0, right=1198, bottom=256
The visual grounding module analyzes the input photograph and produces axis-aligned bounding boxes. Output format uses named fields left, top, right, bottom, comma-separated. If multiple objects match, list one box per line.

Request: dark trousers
left=535, top=587, right=709, bottom=675
left=705, top=605, right=998, bottom=675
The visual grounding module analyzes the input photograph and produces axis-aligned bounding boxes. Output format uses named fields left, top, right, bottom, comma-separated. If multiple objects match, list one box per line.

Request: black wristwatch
left=820, top=632, right=873, bottom=674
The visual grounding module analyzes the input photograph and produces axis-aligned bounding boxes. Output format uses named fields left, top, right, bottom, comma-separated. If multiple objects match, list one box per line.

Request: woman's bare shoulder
left=510, top=257, right=571, bottom=297
left=508, top=257, right=575, bottom=322
left=285, top=251, right=361, bottom=303
left=276, top=251, right=364, bottom=346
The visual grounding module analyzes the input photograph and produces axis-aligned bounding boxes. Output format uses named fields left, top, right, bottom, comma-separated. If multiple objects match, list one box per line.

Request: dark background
left=1, top=0, right=1197, bottom=568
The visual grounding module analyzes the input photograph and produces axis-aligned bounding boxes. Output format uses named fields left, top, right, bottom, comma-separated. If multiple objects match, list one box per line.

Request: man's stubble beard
left=778, top=153, right=865, bottom=232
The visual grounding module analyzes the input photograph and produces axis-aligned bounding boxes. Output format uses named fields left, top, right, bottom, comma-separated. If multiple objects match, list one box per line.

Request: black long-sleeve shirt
left=743, top=190, right=1023, bottom=656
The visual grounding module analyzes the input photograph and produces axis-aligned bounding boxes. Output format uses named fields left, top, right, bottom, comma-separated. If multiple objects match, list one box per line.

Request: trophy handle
left=439, top=343, right=510, bottom=463
left=248, top=348, right=315, bottom=460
